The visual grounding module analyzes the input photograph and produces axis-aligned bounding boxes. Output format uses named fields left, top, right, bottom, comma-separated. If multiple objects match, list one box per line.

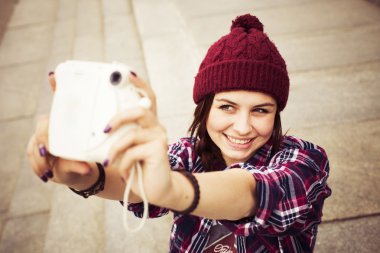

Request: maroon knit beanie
left=193, top=14, right=289, bottom=111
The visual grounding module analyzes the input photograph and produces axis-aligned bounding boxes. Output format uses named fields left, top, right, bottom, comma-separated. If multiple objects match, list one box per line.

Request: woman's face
left=206, top=90, right=277, bottom=166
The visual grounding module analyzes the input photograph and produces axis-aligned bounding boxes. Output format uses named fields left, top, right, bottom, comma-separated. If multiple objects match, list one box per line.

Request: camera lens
left=110, top=71, right=122, bottom=85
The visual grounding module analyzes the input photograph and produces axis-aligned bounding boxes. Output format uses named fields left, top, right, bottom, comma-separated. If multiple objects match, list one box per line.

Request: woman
left=27, top=14, right=331, bottom=252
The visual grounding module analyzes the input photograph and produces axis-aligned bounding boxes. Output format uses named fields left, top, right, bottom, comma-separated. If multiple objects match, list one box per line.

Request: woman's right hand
left=26, top=72, right=98, bottom=189
left=26, top=114, right=98, bottom=188
left=26, top=69, right=158, bottom=199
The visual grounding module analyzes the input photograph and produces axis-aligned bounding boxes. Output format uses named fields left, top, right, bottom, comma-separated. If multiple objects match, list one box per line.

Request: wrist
left=69, top=163, right=105, bottom=198
left=67, top=166, right=98, bottom=190
left=163, top=170, right=199, bottom=215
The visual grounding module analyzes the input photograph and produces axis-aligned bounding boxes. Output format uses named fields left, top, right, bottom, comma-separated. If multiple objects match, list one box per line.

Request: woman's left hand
left=129, top=72, right=157, bottom=116
left=104, top=76, right=172, bottom=204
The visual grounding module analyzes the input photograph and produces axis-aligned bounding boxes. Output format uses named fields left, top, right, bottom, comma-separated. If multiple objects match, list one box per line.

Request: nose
left=232, top=112, right=253, bottom=136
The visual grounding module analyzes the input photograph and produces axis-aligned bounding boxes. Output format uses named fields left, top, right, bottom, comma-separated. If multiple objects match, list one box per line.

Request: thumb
left=59, top=159, right=92, bottom=176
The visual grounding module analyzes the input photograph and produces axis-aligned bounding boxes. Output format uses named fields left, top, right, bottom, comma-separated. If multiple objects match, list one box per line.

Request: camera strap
left=122, top=162, right=149, bottom=232
left=121, top=89, right=151, bottom=232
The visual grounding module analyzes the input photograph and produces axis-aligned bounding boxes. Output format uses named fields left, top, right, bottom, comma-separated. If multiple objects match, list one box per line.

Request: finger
left=31, top=116, right=55, bottom=181
left=27, top=136, right=47, bottom=182
left=128, top=72, right=157, bottom=115
left=57, top=159, right=92, bottom=176
left=128, top=71, right=154, bottom=96
left=104, top=107, right=156, bottom=134
left=35, top=115, right=50, bottom=148
left=106, top=128, right=156, bottom=166
left=117, top=144, right=150, bottom=181
left=48, top=72, right=56, bottom=92
left=29, top=154, right=49, bottom=182
left=33, top=143, right=53, bottom=179
left=27, top=135, right=52, bottom=182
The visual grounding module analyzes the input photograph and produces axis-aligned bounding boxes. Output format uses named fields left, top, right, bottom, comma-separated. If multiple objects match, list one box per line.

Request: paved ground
left=0, top=0, right=379, bottom=252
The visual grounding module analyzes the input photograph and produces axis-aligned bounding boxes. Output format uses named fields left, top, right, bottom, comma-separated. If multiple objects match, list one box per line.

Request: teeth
left=227, top=135, right=251, bottom=144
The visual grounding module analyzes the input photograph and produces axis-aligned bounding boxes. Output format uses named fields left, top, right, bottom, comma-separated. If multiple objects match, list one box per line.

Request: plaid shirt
left=128, top=136, right=331, bottom=253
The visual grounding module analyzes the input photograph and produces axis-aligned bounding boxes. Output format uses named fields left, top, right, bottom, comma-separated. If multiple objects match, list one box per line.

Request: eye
left=252, top=108, right=269, bottom=114
left=219, top=104, right=234, bottom=112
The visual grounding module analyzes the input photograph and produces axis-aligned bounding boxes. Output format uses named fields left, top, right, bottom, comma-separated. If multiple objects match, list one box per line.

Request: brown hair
left=188, top=95, right=283, bottom=171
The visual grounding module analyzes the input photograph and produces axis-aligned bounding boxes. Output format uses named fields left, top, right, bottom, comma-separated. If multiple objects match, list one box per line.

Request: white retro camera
left=49, top=60, right=151, bottom=163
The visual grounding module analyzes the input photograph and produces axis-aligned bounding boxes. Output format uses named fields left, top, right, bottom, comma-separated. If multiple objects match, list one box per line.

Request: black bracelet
left=172, top=170, right=200, bottom=215
left=69, top=163, right=105, bottom=198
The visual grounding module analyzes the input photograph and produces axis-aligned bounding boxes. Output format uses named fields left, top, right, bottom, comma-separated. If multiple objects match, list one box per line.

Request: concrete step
left=132, top=0, right=199, bottom=144
left=315, top=215, right=380, bottom=253
left=0, top=0, right=107, bottom=252
left=42, top=1, right=106, bottom=252
left=182, top=0, right=380, bottom=48
left=0, top=0, right=59, bottom=251
left=102, top=1, right=172, bottom=252
left=0, top=0, right=173, bottom=251
left=1, top=0, right=380, bottom=252
left=131, top=0, right=380, bottom=252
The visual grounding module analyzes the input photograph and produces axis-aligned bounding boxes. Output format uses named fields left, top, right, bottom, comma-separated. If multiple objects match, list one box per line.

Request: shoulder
left=270, top=135, right=330, bottom=177
left=168, top=137, right=196, bottom=153
left=275, top=136, right=327, bottom=159
left=168, top=137, right=199, bottom=171
left=281, top=136, right=326, bottom=153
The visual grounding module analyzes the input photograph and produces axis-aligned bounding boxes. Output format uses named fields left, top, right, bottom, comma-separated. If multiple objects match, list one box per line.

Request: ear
left=49, top=72, right=56, bottom=92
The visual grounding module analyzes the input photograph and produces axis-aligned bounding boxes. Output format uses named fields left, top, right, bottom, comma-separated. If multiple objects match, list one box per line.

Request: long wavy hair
left=188, top=94, right=283, bottom=171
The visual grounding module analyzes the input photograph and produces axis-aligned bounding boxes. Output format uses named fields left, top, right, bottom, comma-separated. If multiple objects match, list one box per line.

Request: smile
left=224, top=134, right=254, bottom=145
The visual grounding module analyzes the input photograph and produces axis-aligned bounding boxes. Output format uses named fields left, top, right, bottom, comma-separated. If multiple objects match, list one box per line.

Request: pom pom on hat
left=230, top=14, right=263, bottom=32
left=194, top=13, right=289, bottom=111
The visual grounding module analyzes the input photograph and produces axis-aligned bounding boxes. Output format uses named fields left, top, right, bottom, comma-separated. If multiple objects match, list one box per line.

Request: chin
left=223, top=150, right=254, bottom=165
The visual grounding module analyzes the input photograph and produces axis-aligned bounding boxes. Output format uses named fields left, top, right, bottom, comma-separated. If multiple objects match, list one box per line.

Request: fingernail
left=48, top=71, right=54, bottom=76
left=120, top=177, right=125, bottom=183
left=103, top=125, right=112, bottom=133
left=38, top=144, right=47, bottom=157
left=44, top=170, right=53, bottom=178
left=130, top=71, right=137, bottom=77
left=103, top=159, right=109, bottom=167
left=40, top=175, right=48, bottom=183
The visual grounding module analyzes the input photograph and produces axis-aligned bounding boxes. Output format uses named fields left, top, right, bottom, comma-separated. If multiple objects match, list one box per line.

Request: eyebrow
left=215, top=98, right=276, bottom=108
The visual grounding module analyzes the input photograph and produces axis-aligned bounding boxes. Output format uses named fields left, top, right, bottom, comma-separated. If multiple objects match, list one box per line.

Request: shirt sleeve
left=126, top=138, right=195, bottom=218
left=127, top=202, right=169, bottom=218
left=222, top=143, right=332, bottom=237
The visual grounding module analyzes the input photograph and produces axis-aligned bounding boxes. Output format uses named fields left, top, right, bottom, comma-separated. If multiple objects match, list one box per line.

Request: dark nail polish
left=39, top=144, right=47, bottom=157
left=44, top=170, right=53, bottom=178
left=103, top=125, right=112, bottom=133
left=40, top=175, right=48, bottom=183
left=130, top=71, right=137, bottom=77
left=103, top=159, right=109, bottom=167
left=48, top=71, right=54, bottom=76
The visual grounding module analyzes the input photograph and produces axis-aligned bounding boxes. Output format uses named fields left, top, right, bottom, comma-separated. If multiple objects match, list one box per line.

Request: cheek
left=253, top=116, right=275, bottom=137
left=207, top=110, right=229, bottom=132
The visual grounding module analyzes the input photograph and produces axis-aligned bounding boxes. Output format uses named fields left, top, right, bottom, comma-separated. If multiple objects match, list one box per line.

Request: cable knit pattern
left=194, top=14, right=289, bottom=111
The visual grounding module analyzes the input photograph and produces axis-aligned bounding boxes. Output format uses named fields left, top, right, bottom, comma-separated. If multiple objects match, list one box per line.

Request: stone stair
left=1, top=0, right=380, bottom=252
left=0, top=0, right=172, bottom=252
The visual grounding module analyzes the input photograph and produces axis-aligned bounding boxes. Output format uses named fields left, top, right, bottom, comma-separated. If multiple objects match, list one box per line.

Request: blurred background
left=0, top=0, right=380, bottom=252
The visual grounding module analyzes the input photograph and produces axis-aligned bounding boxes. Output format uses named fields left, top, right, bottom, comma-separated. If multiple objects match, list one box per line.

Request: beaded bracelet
left=172, top=170, right=200, bottom=215
left=69, top=163, right=105, bottom=198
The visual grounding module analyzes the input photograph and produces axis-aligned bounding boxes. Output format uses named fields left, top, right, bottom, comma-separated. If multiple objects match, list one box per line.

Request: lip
left=223, top=134, right=255, bottom=150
